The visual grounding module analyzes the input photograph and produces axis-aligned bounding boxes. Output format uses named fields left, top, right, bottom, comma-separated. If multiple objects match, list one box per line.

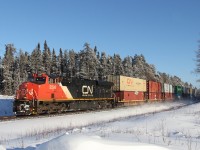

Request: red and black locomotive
left=14, top=73, right=115, bottom=115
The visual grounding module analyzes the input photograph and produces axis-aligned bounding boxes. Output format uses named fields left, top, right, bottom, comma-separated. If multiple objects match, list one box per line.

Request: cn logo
left=82, top=85, right=93, bottom=96
left=127, top=78, right=133, bottom=85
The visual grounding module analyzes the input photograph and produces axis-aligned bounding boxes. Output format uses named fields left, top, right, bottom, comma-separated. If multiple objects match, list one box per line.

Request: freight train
left=13, top=73, right=197, bottom=115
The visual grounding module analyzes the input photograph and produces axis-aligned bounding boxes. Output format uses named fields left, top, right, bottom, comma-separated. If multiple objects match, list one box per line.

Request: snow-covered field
left=0, top=96, right=199, bottom=150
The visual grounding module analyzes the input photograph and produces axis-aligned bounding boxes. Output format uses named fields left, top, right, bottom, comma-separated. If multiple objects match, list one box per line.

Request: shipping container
left=192, top=88, right=197, bottom=98
left=174, top=85, right=183, bottom=99
left=169, top=85, right=173, bottom=93
left=183, top=87, right=190, bottom=94
left=163, top=83, right=170, bottom=93
left=161, top=83, right=173, bottom=100
left=172, top=85, right=175, bottom=94
left=189, top=88, right=193, bottom=95
left=115, top=91, right=145, bottom=102
left=147, top=81, right=162, bottom=101
left=107, top=75, right=146, bottom=92
left=182, top=87, right=191, bottom=99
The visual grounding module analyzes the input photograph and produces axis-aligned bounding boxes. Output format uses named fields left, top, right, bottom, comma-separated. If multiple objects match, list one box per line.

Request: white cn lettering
left=82, top=85, right=93, bottom=96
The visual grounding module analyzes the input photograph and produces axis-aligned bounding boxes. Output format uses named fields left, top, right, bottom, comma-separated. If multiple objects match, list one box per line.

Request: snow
left=37, top=135, right=169, bottom=150
left=0, top=96, right=199, bottom=150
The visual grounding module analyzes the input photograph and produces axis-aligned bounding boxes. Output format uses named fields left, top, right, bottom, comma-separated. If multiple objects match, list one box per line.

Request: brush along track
left=0, top=100, right=199, bottom=122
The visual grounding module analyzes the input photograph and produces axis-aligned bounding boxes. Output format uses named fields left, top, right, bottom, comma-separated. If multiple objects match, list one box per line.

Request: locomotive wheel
left=58, top=103, right=67, bottom=113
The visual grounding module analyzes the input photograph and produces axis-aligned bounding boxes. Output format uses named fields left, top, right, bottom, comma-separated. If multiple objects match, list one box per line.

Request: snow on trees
left=0, top=41, right=190, bottom=95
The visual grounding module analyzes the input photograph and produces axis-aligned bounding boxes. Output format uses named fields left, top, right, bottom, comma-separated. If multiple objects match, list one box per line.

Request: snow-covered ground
left=0, top=96, right=199, bottom=150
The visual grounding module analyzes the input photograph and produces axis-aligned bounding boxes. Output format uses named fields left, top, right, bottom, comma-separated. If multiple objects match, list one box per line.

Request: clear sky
left=0, top=0, right=200, bottom=87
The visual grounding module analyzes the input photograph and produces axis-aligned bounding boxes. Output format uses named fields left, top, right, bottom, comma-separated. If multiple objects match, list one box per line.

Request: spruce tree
left=79, top=43, right=99, bottom=79
left=58, top=48, right=64, bottom=75
left=51, top=48, right=59, bottom=75
left=113, top=54, right=124, bottom=75
left=31, top=43, right=44, bottom=74
left=43, top=40, right=51, bottom=75
left=123, top=56, right=133, bottom=77
left=99, top=52, right=107, bottom=80
left=0, top=57, right=3, bottom=94
left=195, top=41, right=200, bottom=82
left=68, top=49, right=76, bottom=78
left=2, top=44, right=16, bottom=95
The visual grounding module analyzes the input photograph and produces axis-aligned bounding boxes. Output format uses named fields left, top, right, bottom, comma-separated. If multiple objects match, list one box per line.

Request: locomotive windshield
left=28, top=76, right=46, bottom=84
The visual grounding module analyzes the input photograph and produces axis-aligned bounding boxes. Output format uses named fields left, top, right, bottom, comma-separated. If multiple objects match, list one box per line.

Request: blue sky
left=0, top=0, right=200, bottom=87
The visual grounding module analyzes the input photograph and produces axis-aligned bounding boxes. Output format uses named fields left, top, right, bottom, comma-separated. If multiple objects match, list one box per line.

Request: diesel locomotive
left=14, top=73, right=115, bottom=115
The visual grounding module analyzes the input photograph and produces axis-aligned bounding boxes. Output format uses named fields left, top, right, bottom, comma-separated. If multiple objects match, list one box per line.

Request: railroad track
left=0, top=115, right=16, bottom=121
left=0, top=100, right=199, bottom=122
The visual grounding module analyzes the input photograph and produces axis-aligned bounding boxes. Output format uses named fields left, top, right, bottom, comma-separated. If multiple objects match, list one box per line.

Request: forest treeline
left=0, top=41, right=193, bottom=95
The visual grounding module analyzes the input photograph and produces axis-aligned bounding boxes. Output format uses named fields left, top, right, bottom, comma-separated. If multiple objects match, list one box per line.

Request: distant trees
left=195, top=41, right=200, bottom=82
left=2, top=44, right=16, bottom=95
left=0, top=41, right=191, bottom=95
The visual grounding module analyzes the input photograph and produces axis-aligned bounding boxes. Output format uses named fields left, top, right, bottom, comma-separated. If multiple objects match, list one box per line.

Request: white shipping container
left=164, top=83, right=170, bottom=93
left=169, top=85, right=173, bottom=93
left=107, top=75, right=146, bottom=92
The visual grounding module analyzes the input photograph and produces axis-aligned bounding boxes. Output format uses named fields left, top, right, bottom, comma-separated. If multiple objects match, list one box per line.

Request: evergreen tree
left=99, top=52, right=108, bottom=80
left=58, top=48, right=64, bottom=75
left=0, top=57, right=3, bottom=94
left=144, top=63, right=157, bottom=81
left=68, top=49, right=76, bottom=78
left=158, top=72, right=170, bottom=84
left=132, top=54, right=146, bottom=79
left=42, top=40, right=51, bottom=75
left=13, top=55, right=20, bottom=93
left=18, top=50, right=30, bottom=82
left=31, top=43, right=44, bottom=74
left=113, top=54, right=124, bottom=75
left=123, top=56, right=133, bottom=77
left=75, top=52, right=81, bottom=78
left=106, top=55, right=114, bottom=75
left=79, top=43, right=98, bottom=79
left=62, top=49, right=68, bottom=77
left=195, top=41, right=200, bottom=82
left=51, top=48, right=59, bottom=75
left=2, top=44, right=16, bottom=95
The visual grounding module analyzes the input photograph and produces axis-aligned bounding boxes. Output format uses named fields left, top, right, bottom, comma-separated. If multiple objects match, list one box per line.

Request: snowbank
left=0, top=145, right=6, bottom=150
left=37, top=135, right=169, bottom=150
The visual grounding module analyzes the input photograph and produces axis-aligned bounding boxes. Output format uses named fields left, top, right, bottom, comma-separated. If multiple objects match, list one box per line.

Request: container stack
left=107, top=75, right=146, bottom=103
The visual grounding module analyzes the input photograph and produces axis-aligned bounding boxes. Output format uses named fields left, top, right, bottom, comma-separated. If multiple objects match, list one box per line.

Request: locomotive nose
left=16, top=82, right=29, bottom=100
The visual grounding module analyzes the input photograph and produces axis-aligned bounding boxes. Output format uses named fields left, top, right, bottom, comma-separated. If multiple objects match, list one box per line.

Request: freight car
left=107, top=75, right=175, bottom=103
left=174, top=85, right=183, bottom=100
left=14, top=73, right=115, bottom=115
left=107, top=75, right=146, bottom=103
left=13, top=73, right=196, bottom=116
